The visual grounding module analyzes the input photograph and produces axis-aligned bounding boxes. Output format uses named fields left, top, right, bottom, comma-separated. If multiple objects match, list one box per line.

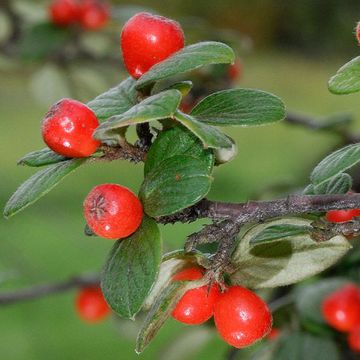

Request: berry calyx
left=78, top=0, right=110, bottom=31
left=325, top=209, right=360, bottom=223
left=83, top=184, right=143, bottom=239
left=49, top=0, right=79, bottom=27
left=121, top=12, right=185, bottom=79
left=41, top=98, right=100, bottom=158
left=321, top=284, right=360, bottom=332
left=171, top=267, right=220, bottom=325
left=349, top=326, right=360, bottom=354
left=214, top=286, right=272, bottom=348
left=76, top=286, right=110, bottom=323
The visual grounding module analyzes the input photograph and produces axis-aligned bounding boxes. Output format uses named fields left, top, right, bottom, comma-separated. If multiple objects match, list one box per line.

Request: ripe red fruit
left=83, top=184, right=143, bottom=239
left=171, top=267, right=220, bottom=325
left=325, top=209, right=360, bottom=223
left=76, top=286, right=110, bottom=323
left=214, top=286, right=272, bottom=348
left=267, top=327, right=280, bottom=340
left=349, top=326, right=360, bottom=353
left=356, top=22, right=360, bottom=45
left=41, top=99, right=100, bottom=158
left=321, top=284, right=360, bottom=332
left=49, top=0, right=79, bottom=27
left=121, top=12, right=185, bottom=79
left=228, top=59, right=242, bottom=82
left=78, top=0, right=110, bottom=31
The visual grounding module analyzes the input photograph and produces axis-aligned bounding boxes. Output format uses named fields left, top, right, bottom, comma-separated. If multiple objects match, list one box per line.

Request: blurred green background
left=1, top=1, right=360, bottom=359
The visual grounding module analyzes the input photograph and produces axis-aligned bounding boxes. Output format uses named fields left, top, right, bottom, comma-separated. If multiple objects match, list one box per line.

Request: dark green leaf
left=294, top=278, right=348, bottom=325
left=17, top=147, right=68, bottom=167
left=101, top=216, right=162, bottom=319
left=152, top=81, right=193, bottom=97
left=93, top=90, right=181, bottom=141
left=190, top=89, right=285, bottom=126
left=328, top=56, right=360, bottom=95
left=304, top=173, right=352, bottom=195
left=136, top=41, right=235, bottom=89
left=87, top=77, right=137, bottom=120
left=139, top=155, right=212, bottom=217
left=144, top=126, right=214, bottom=176
left=174, top=110, right=233, bottom=149
left=274, top=332, right=340, bottom=360
left=230, top=218, right=350, bottom=288
left=19, top=23, right=70, bottom=61
left=310, top=143, right=360, bottom=185
left=4, top=159, right=85, bottom=218
left=251, top=224, right=312, bottom=245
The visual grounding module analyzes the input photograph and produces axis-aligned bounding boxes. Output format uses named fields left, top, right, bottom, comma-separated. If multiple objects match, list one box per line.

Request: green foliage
left=101, top=216, right=162, bottom=319
left=190, top=89, right=286, bottom=126
left=304, top=173, right=352, bottom=195
left=17, top=147, right=68, bottom=167
left=230, top=218, right=351, bottom=288
left=328, top=56, right=360, bottom=95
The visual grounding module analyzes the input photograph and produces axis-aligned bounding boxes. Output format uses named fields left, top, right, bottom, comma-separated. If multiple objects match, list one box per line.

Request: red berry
left=78, top=0, right=110, bottom=31
left=49, top=0, right=79, bottom=27
left=41, top=99, right=100, bottom=158
left=356, top=22, right=360, bottom=45
left=325, top=209, right=360, bottom=223
left=83, top=184, right=143, bottom=240
left=228, top=59, right=242, bottom=82
left=214, top=286, right=272, bottom=348
left=76, top=286, right=110, bottom=323
left=171, top=267, right=220, bottom=325
left=321, top=284, right=360, bottom=332
left=121, top=12, right=185, bottom=79
left=349, top=326, right=360, bottom=353
left=267, top=327, right=280, bottom=340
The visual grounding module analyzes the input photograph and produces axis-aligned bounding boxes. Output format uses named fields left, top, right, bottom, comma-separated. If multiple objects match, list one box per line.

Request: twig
left=0, top=273, right=99, bottom=305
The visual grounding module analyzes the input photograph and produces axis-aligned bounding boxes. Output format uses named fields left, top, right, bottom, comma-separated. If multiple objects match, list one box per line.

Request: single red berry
left=228, top=59, right=242, bottom=82
left=349, top=326, right=360, bottom=353
left=214, top=286, right=272, bottom=348
left=76, top=286, right=110, bottom=323
left=83, top=184, right=143, bottom=240
left=41, top=99, right=100, bottom=158
left=121, top=12, right=185, bottom=79
left=356, top=22, right=360, bottom=45
left=78, top=0, right=110, bottom=31
left=321, top=284, right=360, bottom=332
left=325, top=209, right=360, bottom=223
left=171, top=267, right=220, bottom=325
left=49, top=0, right=79, bottom=27
left=267, top=327, right=280, bottom=340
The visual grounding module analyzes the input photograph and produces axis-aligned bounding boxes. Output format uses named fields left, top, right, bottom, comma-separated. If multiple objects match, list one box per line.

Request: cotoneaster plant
left=4, top=12, right=360, bottom=357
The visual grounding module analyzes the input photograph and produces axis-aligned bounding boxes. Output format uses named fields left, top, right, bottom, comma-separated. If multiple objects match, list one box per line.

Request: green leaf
left=190, top=89, right=286, bottom=126
left=87, top=77, right=137, bottom=120
left=101, top=216, right=162, bottom=319
left=139, top=155, right=212, bottom=217
left=136, top=278, right=206, bottom=353
left=93, top=90, right=181, bottom=141
left=152, top=81, right=193, bottom=97
left=230, top=218, right=351, bottom=288
left=136, top=41, right=235, bottom=90
left=274, top=332, right=340, bottom=360
left=4, top=159, right=85, bottom=218
left=19, top=23, right=71, bottom=61
left=294, top=278, right=348, bottom=325
left=17, top=147, right=68, bottom=167
left=251, top=224, right=312, bottom=245
left=310, top=143, right=360, bottom=185
left=328, top=56, right=360, bottom=95
left=174, top=111, right=233, bottom=149
left=144, top=126, right=214, bottom=176
left=304, top=173, right=352, bottom=195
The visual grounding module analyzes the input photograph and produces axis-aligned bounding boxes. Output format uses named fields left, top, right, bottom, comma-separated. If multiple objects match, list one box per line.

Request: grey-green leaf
left=144, top=125, right=214, bottom=176
left=310, top=143, right=360, bottom=185
left=4, top=159, right=85, bottom=218
left=93, top=90, right=181, bottom=141
left=140, top=155, right=212, bottom=217
left=230, top=218, right=351, bottom=288
left=101, top=216, right=162, bottom=319
left=17, top=147, right=68, bottom=167
left=328, top=56, right=360, bottom=95
left=175, top=111, right=233, bottom=149
left=304, top=173, right=352, bottom=195
left=190, top=89, right=286, bottom=126
left=87, top=77, right=137, bottom=120
left=136, top=41, right=235, bottom=89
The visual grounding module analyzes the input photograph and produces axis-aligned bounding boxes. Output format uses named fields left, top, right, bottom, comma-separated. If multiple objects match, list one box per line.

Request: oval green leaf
left=17, top=147, right=68, bottom=167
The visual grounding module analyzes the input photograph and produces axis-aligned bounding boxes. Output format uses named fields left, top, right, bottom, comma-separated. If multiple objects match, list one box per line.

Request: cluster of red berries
left=49, top=0, right=109, bottom=30
left=171, top=267, right=272, bottom=348
left=322, top=283, right=360, bottom=354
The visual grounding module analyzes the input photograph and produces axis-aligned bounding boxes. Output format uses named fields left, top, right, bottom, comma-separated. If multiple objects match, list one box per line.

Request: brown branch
left=95, top=144, right=147, bottom=164
left=0, top=273, right=99, bottom=305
